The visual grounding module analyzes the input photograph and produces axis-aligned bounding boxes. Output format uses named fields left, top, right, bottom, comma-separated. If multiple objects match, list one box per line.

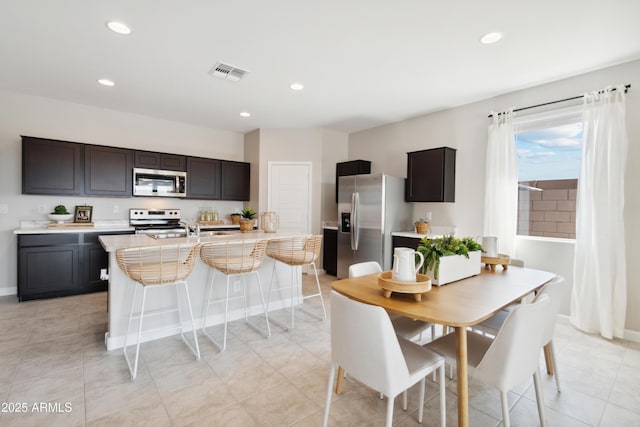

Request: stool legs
left=267, top=261, right=326, bottom=331
left=124, top=281, right=200, bottom=381
left=202, top=270, right=271, bottom=352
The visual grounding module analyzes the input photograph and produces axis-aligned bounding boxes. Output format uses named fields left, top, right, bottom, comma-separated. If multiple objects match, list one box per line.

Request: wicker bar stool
left=266, top=235, right=327, bottom=330
left=116, top=243, right=201, bottom=381
left=200, top=239, right=271, bottom=351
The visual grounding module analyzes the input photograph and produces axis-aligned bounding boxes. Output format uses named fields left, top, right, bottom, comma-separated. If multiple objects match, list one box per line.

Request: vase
left=427, top=251, right=481, bottom=286
left=239, top=219, right=255, bottom=232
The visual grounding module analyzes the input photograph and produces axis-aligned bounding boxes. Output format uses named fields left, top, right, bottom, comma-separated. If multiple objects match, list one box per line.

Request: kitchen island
left=99, top=230, right=311, bottom=350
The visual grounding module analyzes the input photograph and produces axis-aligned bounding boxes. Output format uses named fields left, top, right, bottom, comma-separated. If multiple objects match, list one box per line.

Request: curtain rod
left=488, top=84, right=631, bottom=118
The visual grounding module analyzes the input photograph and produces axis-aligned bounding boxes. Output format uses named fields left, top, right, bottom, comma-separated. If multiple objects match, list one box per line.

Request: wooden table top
left=332, top=267, right=556, bottom=327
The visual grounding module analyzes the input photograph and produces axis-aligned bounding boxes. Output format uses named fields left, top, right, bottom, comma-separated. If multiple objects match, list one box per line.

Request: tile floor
left=1, top=273, right=640, bottom=426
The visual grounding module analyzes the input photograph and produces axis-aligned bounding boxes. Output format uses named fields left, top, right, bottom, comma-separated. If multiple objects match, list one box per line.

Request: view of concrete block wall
left=518, top=179, right=577, bottom=238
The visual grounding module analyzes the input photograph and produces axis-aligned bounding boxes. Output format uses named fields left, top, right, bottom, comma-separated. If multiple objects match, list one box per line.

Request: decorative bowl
left=48, top=213, right=73, bottom=223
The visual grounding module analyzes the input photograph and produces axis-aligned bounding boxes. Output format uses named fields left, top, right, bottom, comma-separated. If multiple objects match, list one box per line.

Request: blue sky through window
left=515, top=122, right=583, bottom=181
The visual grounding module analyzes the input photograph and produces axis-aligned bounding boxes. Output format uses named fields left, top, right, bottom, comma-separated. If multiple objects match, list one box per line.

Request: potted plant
left=230, top=212, right=242, bottom=224
left=415, top=218, right=430, bottom=234
left=416, top=235, right=484, bottom=285
left=239, top=208, right=257, bottom=232
left=48, top=204, right=73, bottom=223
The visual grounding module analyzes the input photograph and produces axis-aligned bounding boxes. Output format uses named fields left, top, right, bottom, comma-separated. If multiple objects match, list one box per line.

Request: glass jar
left=260, top=212, right=279, bottom=233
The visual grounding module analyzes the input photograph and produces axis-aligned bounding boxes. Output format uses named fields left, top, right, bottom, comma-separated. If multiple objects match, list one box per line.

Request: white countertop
left=99, top=230, right=307, bottom=252
left=392, top=226, right=457, bottom=239
left=14, top=220, right=134, bottom=234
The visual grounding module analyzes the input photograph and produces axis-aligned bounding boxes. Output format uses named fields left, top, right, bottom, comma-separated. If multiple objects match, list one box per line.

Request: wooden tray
left=197, top=220, right=224, bottom=226
left=48, top=222, right=94, bottom=228
left=481, top=253, right=511, bottom=271
left=378, top=271, right=432, bottom=301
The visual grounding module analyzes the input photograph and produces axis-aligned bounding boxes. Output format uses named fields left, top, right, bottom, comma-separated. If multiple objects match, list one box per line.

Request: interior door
left=268, top=162, right=311, bottom=233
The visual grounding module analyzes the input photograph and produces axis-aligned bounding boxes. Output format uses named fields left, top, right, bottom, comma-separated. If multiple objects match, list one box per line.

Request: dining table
left=331, top=266, right=556, bottom=427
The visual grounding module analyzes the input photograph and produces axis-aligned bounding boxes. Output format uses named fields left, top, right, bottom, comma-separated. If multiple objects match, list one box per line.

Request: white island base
left=100, top=231, right=312, bottom=351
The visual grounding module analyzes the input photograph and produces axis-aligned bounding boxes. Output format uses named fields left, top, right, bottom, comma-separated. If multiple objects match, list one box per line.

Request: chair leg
left=549, top=340, right=561, bottom=392
left=201, top=270, right=214, bottom=330
left=403, top=390, right=407, bottom=411
left=124, top=285, right=147, bottom=381
left=500, top=390, right=510, bottom=427
left=439, top=363, right=446, bottom=427
left=418, top=377, right=425, bottom=423
left=385, top=395, right=394, bottom=427
left=243, top=271, right=272, bottom=339
left=202, top=273, right=230, bottom=352
left=323, top=364, right=336, bottom=427
left=533, top=368, right=547, bottom=427
left=180, top=282, right=200, bottom=360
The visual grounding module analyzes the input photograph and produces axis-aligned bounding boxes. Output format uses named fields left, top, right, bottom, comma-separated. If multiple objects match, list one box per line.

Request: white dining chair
left=348, top=261, right=436, bottom=342
left=324, top=291, right=445, bottom=427
left=425, top=295, right=552, bottom=427
left=473, top=275, right=566, bottom=392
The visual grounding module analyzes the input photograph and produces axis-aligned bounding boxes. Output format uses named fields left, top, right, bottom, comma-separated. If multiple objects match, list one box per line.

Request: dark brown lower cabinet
left=323, top=228, right=337, bottom=276
left=17, top=231, right=132, bottom=301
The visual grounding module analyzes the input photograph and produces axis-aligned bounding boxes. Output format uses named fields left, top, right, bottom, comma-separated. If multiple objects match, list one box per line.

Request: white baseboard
left=0, top=287, right=16, bottom=297
left=557, top=314, right=640, bottom=343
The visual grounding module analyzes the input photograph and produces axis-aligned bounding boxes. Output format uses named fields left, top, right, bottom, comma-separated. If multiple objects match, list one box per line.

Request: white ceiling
left=1, top=0, right=639, bottom=134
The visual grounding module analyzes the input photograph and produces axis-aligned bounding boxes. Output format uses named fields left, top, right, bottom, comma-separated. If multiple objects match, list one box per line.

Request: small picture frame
left=74, top=205, right=93, bottom=223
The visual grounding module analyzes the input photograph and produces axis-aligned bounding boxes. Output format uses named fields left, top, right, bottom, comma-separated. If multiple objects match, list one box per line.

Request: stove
left=129, top=208, right=185, bottom=235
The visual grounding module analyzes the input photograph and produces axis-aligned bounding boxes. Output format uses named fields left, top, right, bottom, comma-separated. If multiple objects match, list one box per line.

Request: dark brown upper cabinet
left=405, top=147, right=456, bottom=202
left=84, top=145, right=133, bottom=197
left=134, top=150, right=186, bottom=171
left=22, top=136, right=83, bottom=195
left=221, top=160, right=250, bottom=201
left=187, top=157, right=221, bottom=200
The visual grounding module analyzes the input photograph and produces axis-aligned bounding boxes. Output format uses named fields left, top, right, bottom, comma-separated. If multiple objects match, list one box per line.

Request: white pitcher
left=392, top=247, right=425, bottom=282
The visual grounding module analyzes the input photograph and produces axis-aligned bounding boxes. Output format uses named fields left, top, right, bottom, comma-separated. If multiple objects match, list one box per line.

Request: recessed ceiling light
left=106, top=21, right=132, bottom=35
left=98, top=79, right=115, bottom=87
left=480, top=32, right=503, bottom=44
left=240, top=111, right=251, bottom=118
left=290, top=82, right=304, bottom=91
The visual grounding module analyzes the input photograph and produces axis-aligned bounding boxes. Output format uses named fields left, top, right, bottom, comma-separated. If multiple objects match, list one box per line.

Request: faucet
left=194, top=222, right=200, bottom=237
left=179, top=221, right=191, bottom=238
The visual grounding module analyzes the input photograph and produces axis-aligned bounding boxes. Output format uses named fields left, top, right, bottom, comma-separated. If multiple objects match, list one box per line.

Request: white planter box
left=427, top=250, right=481, bottom=286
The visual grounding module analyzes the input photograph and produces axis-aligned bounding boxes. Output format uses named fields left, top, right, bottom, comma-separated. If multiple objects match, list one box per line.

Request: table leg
left=544, top=343, right=554, bottom=375
left=335, top=366, right=345, bottom=394
left=455, top=326, right=469, bottom=427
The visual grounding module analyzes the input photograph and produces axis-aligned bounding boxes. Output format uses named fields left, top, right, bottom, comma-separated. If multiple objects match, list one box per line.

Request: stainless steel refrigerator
left=337, top=173, right=411, bottom=278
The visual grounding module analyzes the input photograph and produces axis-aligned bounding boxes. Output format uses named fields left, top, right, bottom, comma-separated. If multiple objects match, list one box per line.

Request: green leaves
left=416, top=235, right=484, bottom=279
left=52, top=205, right=69, bottom=214
left=241, top=208, right=256, bottom=219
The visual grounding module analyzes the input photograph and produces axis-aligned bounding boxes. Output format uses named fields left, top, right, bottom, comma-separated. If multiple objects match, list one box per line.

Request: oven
left=129, top=208, right=187, bottom=238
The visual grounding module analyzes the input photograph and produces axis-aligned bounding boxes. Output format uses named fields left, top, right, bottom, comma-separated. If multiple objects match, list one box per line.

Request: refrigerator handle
left=351, top=192, right=360, bottom=251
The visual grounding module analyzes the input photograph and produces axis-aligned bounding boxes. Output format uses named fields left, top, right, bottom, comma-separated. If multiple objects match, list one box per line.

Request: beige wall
left=244, top=128, right=348, bottom=235
left=349, top=60, right=640, bottom=334
left=0, top=90, right=245, bottom=296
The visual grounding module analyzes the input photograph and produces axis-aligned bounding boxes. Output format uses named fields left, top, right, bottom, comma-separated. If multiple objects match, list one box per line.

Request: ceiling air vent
left=208, top=62, right=249, bottom=82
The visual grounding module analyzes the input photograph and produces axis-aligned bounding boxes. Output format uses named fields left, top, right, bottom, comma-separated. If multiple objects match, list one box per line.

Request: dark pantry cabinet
left=405, top=147, right=456, bottom=202
left=17, top=231, right=131, bottom=301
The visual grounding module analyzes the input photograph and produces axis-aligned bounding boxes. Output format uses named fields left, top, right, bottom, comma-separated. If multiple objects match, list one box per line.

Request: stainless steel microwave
left=133, top=168, right=187, bottom=198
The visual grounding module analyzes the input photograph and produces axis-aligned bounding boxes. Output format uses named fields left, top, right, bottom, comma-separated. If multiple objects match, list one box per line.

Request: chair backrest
left=200, top=239, right=268, bottom=274
left=116, top=243, right=199, bottom=286
left=330, top=290, right=409, bottom=396
left=266, top=235, right=322, bottom=266
left=474, top=294, right=551, bottom=392
left=348, top=261, right=383, bottom=278
left=535, top=275, right=566, bottom=344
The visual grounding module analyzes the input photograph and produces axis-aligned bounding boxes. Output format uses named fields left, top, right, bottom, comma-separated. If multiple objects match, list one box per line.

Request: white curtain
left=571, top=85, right=628, bottom=339
left=483, top=109, right=518, bottom=256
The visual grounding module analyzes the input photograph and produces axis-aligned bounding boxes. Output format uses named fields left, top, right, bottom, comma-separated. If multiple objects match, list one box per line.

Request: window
left=514, top=107, right=583, bottom=238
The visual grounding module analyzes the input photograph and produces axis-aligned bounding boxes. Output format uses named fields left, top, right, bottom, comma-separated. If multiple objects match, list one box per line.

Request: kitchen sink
left=148, top=232, right=188, bottom=239
left=199, top=231, right=233, bottom=237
